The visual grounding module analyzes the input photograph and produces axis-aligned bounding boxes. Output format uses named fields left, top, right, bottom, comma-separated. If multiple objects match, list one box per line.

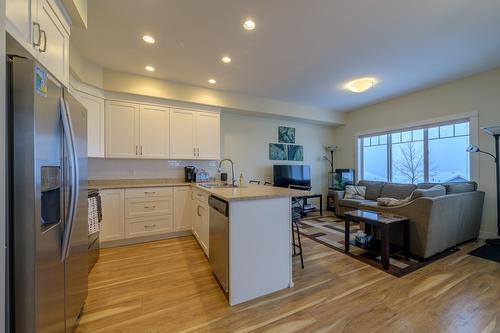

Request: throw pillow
left=377, top=197, right=410, bottom=207
left=409, top=185, right=446, bottom=201
left=344, top=185, right=366, bottom=200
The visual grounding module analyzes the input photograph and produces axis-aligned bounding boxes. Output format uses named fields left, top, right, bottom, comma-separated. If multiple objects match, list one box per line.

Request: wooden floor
left=76, top=235, right=500, bottom=333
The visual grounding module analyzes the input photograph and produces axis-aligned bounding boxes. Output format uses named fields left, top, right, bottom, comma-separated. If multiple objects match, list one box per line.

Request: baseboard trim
left=478, top=230, right=499, bottom=240
left=101, top=230, right=193, bottom=248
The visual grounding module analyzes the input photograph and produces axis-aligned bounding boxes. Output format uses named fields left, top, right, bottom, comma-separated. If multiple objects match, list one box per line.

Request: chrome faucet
left=218, top=158, right=236, bottom=186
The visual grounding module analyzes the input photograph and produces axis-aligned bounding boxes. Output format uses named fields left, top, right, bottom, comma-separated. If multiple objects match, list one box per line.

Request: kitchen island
left=197, top=184, right=307, bottom=305
left=88, top=179, right=309, bottom=305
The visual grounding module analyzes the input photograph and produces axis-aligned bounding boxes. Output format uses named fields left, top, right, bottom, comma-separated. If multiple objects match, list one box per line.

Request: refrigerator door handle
left=60, top=97, right=80, bottom=261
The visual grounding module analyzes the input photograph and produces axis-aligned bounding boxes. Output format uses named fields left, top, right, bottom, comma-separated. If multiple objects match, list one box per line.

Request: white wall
left=334, top=68, right=500, bottom=238
left=220, top=112, right=335, bottom=196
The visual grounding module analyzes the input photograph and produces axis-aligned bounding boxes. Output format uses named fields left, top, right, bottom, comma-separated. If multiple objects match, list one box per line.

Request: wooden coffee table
left=344, top=210, right=410, bottom=270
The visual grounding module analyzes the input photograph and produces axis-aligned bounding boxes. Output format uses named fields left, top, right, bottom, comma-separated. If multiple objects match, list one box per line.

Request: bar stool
left=291, top=208, right=304, bottom=269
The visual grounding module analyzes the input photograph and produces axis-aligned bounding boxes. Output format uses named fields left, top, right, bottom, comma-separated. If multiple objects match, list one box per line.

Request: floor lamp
left=466, top=126, right=500, bottom=247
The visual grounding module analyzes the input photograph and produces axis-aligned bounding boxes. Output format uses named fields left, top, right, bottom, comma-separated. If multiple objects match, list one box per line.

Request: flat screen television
left=273, top=165, right=311, bottom=188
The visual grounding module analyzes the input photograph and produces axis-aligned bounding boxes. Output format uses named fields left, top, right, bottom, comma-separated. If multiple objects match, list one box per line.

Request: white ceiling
left=72, top=0, right=500, bottom=112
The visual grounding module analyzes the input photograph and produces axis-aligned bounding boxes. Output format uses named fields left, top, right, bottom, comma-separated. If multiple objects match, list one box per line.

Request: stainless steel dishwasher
left=209, top=196, right=229, bottom=293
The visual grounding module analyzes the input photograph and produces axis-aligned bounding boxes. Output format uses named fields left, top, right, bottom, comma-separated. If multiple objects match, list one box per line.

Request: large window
left=358, top=120, right=470, bottom=184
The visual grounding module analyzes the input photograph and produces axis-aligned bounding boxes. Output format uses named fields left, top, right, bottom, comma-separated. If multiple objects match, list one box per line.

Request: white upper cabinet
left=170, top=108, right=197, bottom=159
left=105, top=101, right=140, bottom=158
left=74, top=90, right=105, bottom=158
left=6, top=0, right=33, bottom=51
left=196, top=112, right=220, bottom=160
left=36, top=0, right=70, bottom=86
left=7, top=0, right=70, bottom=86
left=139, top=105, right=170, bottom=159
left=170, top=108, right=220, bottom=160
left=105, top=101, right=172, bottom=159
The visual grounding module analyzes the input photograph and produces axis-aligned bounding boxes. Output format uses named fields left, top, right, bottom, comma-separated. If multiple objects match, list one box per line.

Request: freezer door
left=62, top=90, right=89, bottom=332
left=11, top=57, right=66, bottom=333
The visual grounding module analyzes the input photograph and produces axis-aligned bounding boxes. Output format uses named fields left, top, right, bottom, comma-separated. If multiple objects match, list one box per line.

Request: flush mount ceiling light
left=345, top=77, right=377, bottom=93
left=208, top=79, right=217, bottom=84
left=221, top=56, right=232, bottom=64
left=142, top=35, right=155, bottom=44
left=144, top=66, right=155, bottom=72
left=243, top=19, right=256, bottom=31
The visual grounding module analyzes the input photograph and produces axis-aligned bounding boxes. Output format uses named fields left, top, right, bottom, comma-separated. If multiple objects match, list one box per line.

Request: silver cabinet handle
left=193, top=147, right=196, bottom=157
left=135, top=146, right=138, bottom=155
left=197, top=205, right=201, bottom=216
left=39, top=30, right=47, bottom=53
left=197, top=148, right=199, bottom=157
left=140, top=145, right=143, bottom=155
left=144, top=224, right=156, bottom=228
left=33, top=22, right=42, bottom=47
left=144, top=205, right=156, bottom=209
left=144, top=191, right=156, bottom=195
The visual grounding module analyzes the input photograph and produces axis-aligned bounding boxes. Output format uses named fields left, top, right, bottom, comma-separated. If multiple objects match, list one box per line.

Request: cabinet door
left=105, top=101, right=140, bottom=158
left=6, top=0, right=34, bottom=54
left=36, top=0, right=70, bottom=86
left=191, top=193, right=201, bottom=241
left=173, top=187, right=192, bottom=232
left=196, top=112, right=220, bottom=160
left=170, top=108, right=196, bottom=159
left=199, top=204, right=209, bottom=256
left=139, top=105, right=170, bottom=159
left=74, top=91, right=105, bottom=158
left=100, top=189, right=125, bottom=242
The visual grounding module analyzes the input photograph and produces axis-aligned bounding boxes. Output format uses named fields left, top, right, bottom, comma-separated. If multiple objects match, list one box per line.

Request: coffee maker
left=185, top=166, right=196, bottom=182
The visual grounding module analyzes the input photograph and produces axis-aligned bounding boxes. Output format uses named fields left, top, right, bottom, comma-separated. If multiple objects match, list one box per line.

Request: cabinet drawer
left=125, top=187, right=173, bottom=199
left=125, top=215, right=173, bottom=238
left=196, top=190, right=210, bottom=205
left=125, top=197, right=173, bottom=218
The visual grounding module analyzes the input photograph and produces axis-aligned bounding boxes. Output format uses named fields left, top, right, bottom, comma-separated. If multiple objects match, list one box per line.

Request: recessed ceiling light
left=145, top=66, right=155, bottom=72
left=243, top=19, right=256, bottom=31
left=345, top=77, right=377, bottom=93
left=221, top=56, right=232, bottom=64
left=142, top=35, right=155, bottom=44
left=208, top=79, right=217, bottom=84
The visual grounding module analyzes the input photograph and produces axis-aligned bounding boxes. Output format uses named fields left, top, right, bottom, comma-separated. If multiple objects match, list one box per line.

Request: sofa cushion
left=357, top=180, right=385, bottom=200
left=380, top=183, right=417, bottom=199
left=444, top=182, right=477, bottom=194
left=344, top=185, right=366, bottom=199
left=410, top=185, right=446, bottom=200
left=338, top=198, right=373, bottom=209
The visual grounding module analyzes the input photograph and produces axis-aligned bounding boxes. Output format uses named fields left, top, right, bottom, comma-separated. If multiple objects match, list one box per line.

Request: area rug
left=468, top=244, right=500, bottom=263
left=298, top=215, right=459, bottom=277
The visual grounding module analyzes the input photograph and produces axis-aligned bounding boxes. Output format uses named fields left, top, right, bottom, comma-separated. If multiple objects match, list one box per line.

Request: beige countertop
left=194, top=184, right=310, bottom=202
left=88, top=178, right=310, bottom=201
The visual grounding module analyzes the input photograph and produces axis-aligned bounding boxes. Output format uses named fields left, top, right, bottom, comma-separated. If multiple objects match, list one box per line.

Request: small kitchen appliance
left=185, top=166, right=196, bottom=182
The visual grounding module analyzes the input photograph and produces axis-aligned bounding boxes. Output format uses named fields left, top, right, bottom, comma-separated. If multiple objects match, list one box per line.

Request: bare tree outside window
left=394, top=141, right=424, bottom=184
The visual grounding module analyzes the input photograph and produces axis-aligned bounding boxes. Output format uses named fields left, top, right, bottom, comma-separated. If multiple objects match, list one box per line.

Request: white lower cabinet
left=173, top=186, right=192, bottom=231
left=191, top=189, right=210, bottom=256
left=100, top=186, right=198, bottom=246
left=100, top=189, right=125, bottom=242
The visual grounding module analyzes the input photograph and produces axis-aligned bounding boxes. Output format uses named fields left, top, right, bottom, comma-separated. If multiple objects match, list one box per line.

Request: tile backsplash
left=88, top=158, right=218, bottom=180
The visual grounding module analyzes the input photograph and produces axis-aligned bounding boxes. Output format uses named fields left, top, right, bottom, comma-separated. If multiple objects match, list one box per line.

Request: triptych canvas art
left=269, top=126, right=304, bottom=161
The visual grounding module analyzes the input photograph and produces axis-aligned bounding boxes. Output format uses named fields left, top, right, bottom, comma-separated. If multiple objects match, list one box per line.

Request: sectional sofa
left=333, top=181, right=485, bottom=259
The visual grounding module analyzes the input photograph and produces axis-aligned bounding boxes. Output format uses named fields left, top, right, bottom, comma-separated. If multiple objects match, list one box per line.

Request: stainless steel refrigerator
left=8, top=56, right=88, bottom=332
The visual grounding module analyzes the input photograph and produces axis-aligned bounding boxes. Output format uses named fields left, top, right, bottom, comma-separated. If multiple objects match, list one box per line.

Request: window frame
left=355, top=112, right=479, bottom=184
